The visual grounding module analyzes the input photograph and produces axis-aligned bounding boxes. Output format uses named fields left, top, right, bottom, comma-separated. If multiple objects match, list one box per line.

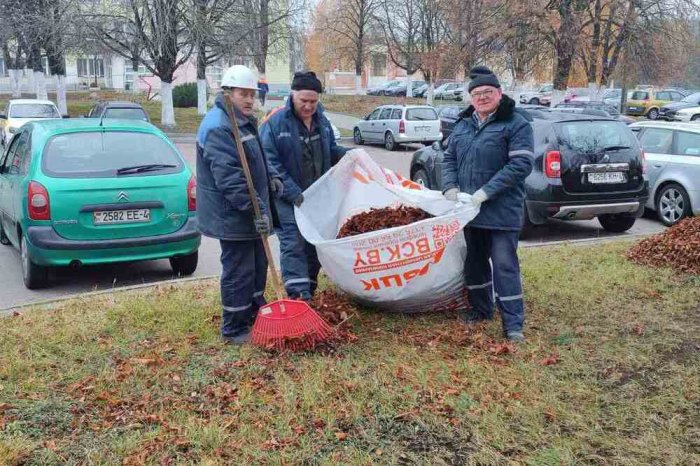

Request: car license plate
left=93, top=209, right=151, bottom=225
left=416, top=126, right=430, bottom=133
left=628, top=106, right=639, bottom=111
left=588, top=172, right=625, bottom=184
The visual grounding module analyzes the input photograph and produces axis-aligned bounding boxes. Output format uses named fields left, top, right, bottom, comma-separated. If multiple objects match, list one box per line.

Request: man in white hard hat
left=196, top=65, right=284, bottom=344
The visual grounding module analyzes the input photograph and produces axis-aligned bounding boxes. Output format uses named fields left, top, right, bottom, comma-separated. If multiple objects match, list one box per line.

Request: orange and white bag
left=295, top=150, right=479, bottom=313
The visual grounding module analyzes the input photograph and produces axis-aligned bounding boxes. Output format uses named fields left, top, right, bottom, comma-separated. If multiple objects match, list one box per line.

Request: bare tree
left=500, top=2, right=552, bottom=88
left=321, top=0, right=378, bottom=94
left=416, top=0, right=450, bottom=104
left=0, top=3, right=26, bottom=97
left=82, top=0, right=195, bottom=127
left=378, top=0, right=423, bottom=96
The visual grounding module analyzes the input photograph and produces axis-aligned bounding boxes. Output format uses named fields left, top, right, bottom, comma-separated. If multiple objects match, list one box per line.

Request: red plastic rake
left=224, top=96, right=331, bottom=351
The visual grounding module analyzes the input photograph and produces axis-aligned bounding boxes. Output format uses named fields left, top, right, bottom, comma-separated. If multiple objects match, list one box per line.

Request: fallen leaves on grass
left=626, top=217, right=700, bottom=275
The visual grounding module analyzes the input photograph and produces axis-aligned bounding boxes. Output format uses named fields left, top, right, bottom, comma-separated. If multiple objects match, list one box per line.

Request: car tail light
left=641, top=150, right=647, bottom=174
left=399, top=119, right=405, bottom=134
left=28, top=181, right=50, bottom=220
left=188, top=176, right=197, bottom=211
left=544, top=151, right=561, bottom=178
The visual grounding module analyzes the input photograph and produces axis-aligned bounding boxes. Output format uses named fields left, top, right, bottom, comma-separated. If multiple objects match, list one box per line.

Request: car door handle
left=653, top=163, right=662, bottom=168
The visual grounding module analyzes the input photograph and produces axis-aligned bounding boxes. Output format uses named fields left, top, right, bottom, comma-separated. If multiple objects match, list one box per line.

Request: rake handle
left=223, top=95, right=286, bottom=302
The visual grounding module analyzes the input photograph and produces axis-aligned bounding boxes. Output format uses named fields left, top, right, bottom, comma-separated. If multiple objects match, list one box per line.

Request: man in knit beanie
left=260, top=71, right=348, bottom=300
left=442, top=65, right=534, bottom=342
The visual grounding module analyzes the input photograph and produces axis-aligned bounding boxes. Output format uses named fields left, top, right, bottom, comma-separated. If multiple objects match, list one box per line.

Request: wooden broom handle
left=223, top=95, right=286, bottom=302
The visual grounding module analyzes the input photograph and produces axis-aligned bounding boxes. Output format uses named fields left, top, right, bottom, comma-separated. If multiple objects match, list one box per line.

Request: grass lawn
left=1, top=242, right=699, bottom=464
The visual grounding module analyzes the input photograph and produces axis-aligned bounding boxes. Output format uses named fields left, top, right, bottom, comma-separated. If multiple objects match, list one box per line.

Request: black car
left=86, top=101, right=150, bottom=122
left=436, top=105, right=467, bottom=140
left=553, top=101, right=635, bottom=124
left=658, top=92, right=700, bottom=121
left=410, top=111, right=648, bottom=234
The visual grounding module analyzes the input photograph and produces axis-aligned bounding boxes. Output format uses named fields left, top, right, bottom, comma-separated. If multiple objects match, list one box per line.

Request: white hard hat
left=221, top=65, right=259, bottom=90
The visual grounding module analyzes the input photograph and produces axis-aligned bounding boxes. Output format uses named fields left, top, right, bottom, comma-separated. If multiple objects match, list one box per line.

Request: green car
left=0, top=119, right=200, bottom=289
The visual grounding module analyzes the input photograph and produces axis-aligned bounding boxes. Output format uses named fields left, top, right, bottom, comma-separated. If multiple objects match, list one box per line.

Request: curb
left=0, top=274, right=218, bottom=316
left=1, top=233, right=652, bottom=315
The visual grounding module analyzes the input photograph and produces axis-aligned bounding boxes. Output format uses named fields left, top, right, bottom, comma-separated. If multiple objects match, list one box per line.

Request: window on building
left=77, top=58, right=105, bottom=77
left=372, top=54, right=386, bottom=77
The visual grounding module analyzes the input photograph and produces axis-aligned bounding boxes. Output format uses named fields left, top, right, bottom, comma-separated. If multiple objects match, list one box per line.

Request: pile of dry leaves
left=309, top=289, right=359, bottom=348
left=626, top=217, right=700, bottom=275
left=337, top=206, right=432, bottom=238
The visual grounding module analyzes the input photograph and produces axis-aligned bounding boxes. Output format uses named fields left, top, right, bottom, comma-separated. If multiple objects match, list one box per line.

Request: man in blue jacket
left=196, top=65, right=283, bottom=344
left=260, top=71, right=348, bottom=300
left=442, top=66, right=534, bottom=342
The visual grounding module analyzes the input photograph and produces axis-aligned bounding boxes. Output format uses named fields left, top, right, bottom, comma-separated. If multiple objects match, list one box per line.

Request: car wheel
left=691, top=115, right=700, bottom=121
left=529, top=98, right=540, bottom=105
left=655, top=183, right=691, bottom=226
left=384, top=132, right=397, bottom=151
left=412, top=168, right=431, bottom=189
left=170, top=250, right=198, bottom=276
left=21, top=235, right=48, bottom=289
left=647, top=108, right=659, bottom=120
left=353, top=128, right=364, bottom=145
left=598, top=213, right=637, bottom=233
left=0, top=223, right=10, bottom=245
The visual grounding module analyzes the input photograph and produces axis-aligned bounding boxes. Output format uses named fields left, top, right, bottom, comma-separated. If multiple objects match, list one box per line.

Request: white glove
left=471, top=189, right=488, bottom=207
left=444, top=188, right=459, bottom=201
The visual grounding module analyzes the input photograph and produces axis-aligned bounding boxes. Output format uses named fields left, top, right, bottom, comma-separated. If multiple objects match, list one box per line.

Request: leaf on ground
left=540, top=354, right=559, bottom=366
left=334, top=431, right=348, bottom=441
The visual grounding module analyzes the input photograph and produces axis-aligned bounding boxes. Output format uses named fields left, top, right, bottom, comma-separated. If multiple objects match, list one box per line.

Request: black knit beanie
left=467, top=65, right=501, bottom=93
left=291, top=71, right=323, bottom=93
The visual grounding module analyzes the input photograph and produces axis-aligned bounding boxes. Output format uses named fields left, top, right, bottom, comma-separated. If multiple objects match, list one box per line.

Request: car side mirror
left=62, top=114, right=70, bottom=119
left=432, top=141, right=442, bottom=151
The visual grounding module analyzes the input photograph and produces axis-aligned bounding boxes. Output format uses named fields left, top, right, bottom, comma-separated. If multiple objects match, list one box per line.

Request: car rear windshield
left=405, top=108, right=437, bottom=121
left=42, top=131, right=183, bottom=178
left=104, top=108, right=149, bottom=121
left=555, top=120, right=637, bottom=153
left=630, top=91, right=649, bottom=100
left=10, top=104, right=60, bottom=118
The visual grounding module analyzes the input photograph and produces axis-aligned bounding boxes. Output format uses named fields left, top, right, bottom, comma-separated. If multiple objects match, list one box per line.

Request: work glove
left=254, top=214, right=271, bottom=236
left=444, top=187, right=459, bottom=202
left=471, top=189, right=488, bottom=207
left=293, top=193, right=304, bottom=208
left=270, top=178, right=284, bottom=198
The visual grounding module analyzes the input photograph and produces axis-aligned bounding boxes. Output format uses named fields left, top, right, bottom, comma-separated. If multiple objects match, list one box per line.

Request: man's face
left=229, top=88, right=256, bottom=116
left=292, top=90, right=320, bottom=119
left=470, top=86, right=502, bottom=115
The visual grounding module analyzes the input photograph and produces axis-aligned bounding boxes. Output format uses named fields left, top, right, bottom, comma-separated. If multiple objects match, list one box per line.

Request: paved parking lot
left=0, top=138, right=666, bottom=310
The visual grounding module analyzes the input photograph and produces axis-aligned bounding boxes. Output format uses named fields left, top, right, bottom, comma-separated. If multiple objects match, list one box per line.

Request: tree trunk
left=34, top=71, right=48, bottom=100
left=552, top=0, right=577, bottom=92
left=197, top=79, right=207, bottom=115
left=8, top=70, right=22, bottom=97
left=427, top=82, right=434, bottom=105
left=355, top=73, right=362, bottom=95
left=406, top=76, right=413, bottom=98
left=55, top=75, right=67, bottom=115
left=197, top=48, right=207, bottom=115
left=161, top=81, right=176, bottom=127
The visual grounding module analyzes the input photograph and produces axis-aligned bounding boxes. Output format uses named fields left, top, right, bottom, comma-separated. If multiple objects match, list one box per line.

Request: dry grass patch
left=1, top=242, right=699, bottom=464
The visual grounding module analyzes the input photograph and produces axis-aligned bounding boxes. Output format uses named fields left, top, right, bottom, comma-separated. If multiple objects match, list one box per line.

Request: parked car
left=383, top=80, right=426, bottom=97
left=563, top=87, right=594, bottom=103
left=671, top=106, right=700, bottom=123
left=86, top=101, right=150, bottom=122
left=414, top=83, right=429, bottom=98
left=553, top=101, right=636, bottom=124
left=434, top=83, right=462, bottom=100
left=625, top=88, right=686, bottom=120
left=410, top=111, right=648, bottom=234
left=0, top=99, right=62, bottom=147
left=630, top=121, right=700, bottom=226
left=436, top=105, right=467, bottom=140
left=658, top=92, right=700, bottom=121
left=0, top=119, right=200, bottom=288
left=442, top=85, right=465, bottom=101
left=353, top=105, right=442, bottom=151
left=366, top=80, right=402, bottom=96
left=519, top=84, right=553, bottom=106
left=331, top=122, right=341, bottom=140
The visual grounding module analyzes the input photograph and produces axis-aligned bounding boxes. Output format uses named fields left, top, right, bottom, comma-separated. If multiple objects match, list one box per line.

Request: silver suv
left=353, top=105, right=442, bottom=151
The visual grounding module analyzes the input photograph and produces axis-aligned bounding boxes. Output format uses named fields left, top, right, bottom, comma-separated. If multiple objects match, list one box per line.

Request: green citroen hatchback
left=0, top=119, right=200, bottom=289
